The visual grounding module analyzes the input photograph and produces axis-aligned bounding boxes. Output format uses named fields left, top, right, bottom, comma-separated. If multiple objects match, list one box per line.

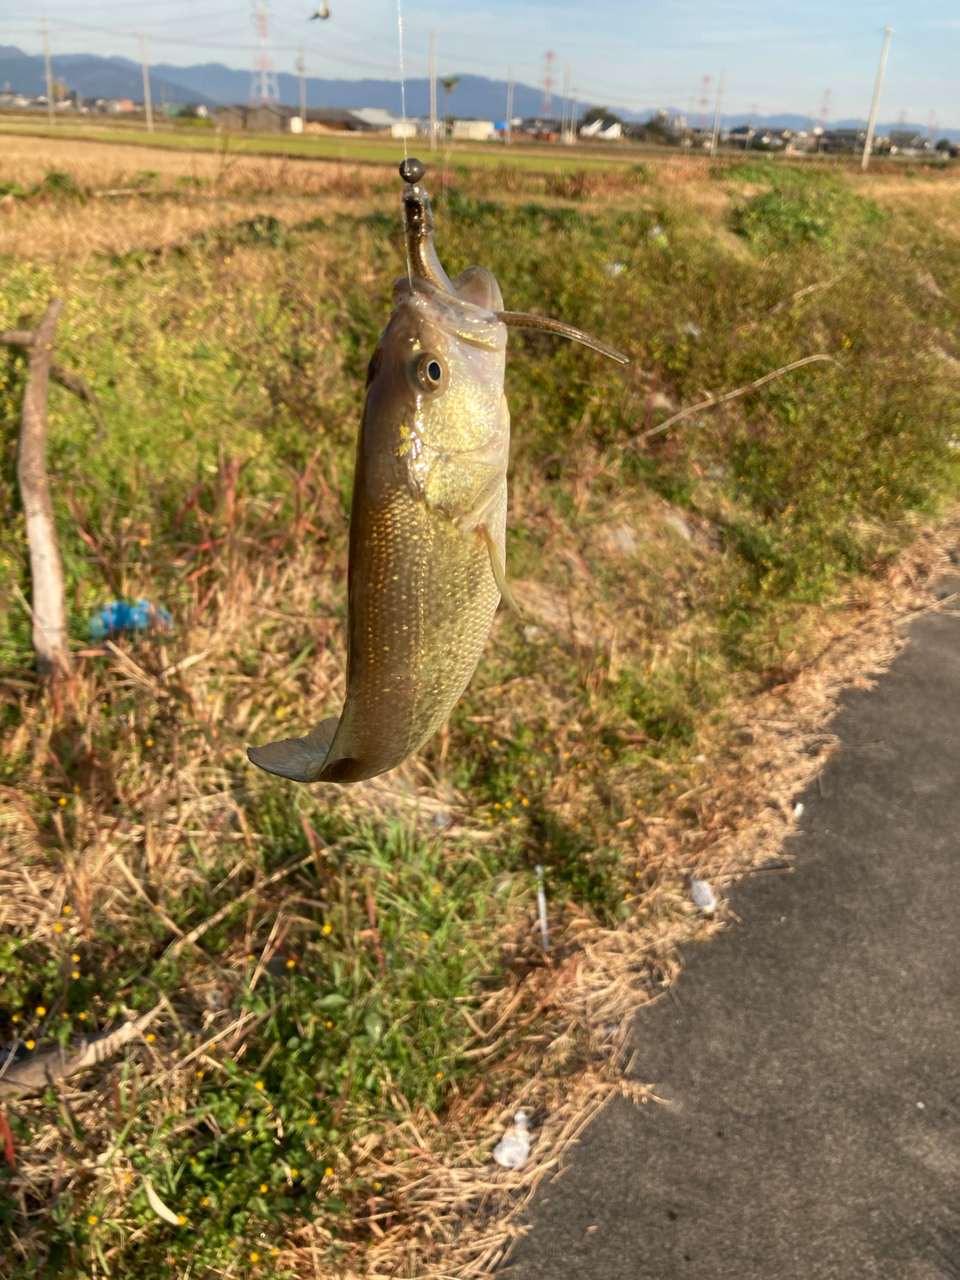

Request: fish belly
left=319, top=482, right=505, bottom=782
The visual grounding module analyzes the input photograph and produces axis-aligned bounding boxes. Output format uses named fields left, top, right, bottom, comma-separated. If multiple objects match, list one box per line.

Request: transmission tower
left=541, top=50, right=556, bottom=117
left=697, top=75, right=712, bottom=130
left=816, top=88, right=832, bottom=152
left=250, top=0, right=280, bottom=107
left=819, top=88, right=831, bottom=130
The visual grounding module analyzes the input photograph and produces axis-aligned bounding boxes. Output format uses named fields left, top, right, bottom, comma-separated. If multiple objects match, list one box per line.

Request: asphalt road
left=508, top=576, right=960, bottom=1280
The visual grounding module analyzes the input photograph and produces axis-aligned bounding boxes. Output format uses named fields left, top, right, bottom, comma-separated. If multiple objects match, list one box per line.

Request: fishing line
left=395, top=0, right=414, bottom=283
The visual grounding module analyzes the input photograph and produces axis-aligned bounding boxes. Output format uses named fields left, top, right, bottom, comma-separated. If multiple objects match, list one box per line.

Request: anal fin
left=479, top=524, right=523, bottom=620
left=247, top=716, right=340, bottom=783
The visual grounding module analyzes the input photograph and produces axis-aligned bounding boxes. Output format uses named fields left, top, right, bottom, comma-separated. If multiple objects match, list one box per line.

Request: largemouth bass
left=249, top=157, right=626, bottom=785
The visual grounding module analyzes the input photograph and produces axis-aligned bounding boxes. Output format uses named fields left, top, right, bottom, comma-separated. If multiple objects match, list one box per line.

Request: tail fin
left=247, top=716, right=339, bottom=783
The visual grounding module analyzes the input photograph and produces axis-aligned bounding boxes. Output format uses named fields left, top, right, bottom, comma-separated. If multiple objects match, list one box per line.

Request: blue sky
left=4, top=0, right=958, bottom=125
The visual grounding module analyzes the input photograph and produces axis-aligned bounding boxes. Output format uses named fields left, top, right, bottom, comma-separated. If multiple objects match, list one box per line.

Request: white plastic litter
left=664, top=512, right=694, bottom=542
left=604, top=261, right=626, bottom=277
left=493, top=1111, right=531, bottom=1169
left=691, top=879, right=716, bottom=913
left=794, top=802, right=805, bottom=818
left=144, top=1177, right=182, bottom=1226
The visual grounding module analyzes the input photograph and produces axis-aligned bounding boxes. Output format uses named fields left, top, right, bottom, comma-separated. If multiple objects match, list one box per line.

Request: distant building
left=579, top=117, right=622, bottom=140
left=451, top=119, right=496, bottom=141
left=889, top=130, right=930, bottom=154
left=214, top=104, right=417, bottom=135
left=820, top=128, right=867, bottom=154
left=728, top=123, right=754, bottom=149
left=214, top=104, right=307, bottom=133
left=644, top=110, right=688, bottom=143
left=246, top=104, right=287, bottom=132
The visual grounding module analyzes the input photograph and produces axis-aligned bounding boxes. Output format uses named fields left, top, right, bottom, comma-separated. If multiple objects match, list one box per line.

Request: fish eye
left=416, top=353, right=447, bottom=393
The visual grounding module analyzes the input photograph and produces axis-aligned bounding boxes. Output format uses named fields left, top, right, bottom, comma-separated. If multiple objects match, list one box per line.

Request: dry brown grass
left=0, top=134, right=402, bottom=261
left=351, top=515, right=960, bottom=1279
left=269, top=512, right=960, bottom=1280
left=0, top=134, right=397, bottom=194
left=9, top=132, right=953, bottom=271
left=0, top=134, right=741, bottom=266
left=4, top=448, right=954, bottom=1276
left=3, top=134, right=960, bottom=1276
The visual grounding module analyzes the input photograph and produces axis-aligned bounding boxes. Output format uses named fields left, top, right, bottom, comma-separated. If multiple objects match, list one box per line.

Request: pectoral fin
left=479, top=524, right=523, bottom=620
left=247, top=716, right=340, bottom=783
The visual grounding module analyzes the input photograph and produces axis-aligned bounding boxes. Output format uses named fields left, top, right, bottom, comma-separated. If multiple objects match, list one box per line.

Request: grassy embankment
left=0, top=141, right=958, bottom=1277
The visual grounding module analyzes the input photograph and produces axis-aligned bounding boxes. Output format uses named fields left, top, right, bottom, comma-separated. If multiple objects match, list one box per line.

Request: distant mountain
left=0, top=46, right=543, bottom=117
left=151, top=68, right=549, bottom=120
left=0, top=45, right=214, bottom=106
left=1, top=46, right=957, bottom=140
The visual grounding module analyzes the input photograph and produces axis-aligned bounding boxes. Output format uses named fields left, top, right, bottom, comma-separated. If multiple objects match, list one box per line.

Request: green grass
left=1, top=154, right=959, bottom=1275
left=2, top=816, right=513, bottom=1273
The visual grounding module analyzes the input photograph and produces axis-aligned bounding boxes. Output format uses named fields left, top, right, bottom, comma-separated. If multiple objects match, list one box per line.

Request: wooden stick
left=50, top=362, right=104, bottom=419
left=0, top=1005, right=162, bottom=1099
left=768, top=274, right=843, bottom=316
left=16, top=299, right=73, bottom=680
left=636, top=354, right=837, bottom=444
left=1, top=327, right=104, bottom=427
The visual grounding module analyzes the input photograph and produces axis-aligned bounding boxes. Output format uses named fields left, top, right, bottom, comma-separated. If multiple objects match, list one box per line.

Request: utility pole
left=862, top=26, right=892, bottom=171
left=561, top=61, right=570, bottom=140
left=429, top=31, right=437, bottom=151
left=140, top=34, right=154, bottom=133
left=42, top=16, right=55, bottom=126
left=297, top=45, right=306, bottom=127
left=506, top=66, right=513, bottom=145
left=709, top=68, right=725, bottom=156
left=570, top=87, right=579, bottom=141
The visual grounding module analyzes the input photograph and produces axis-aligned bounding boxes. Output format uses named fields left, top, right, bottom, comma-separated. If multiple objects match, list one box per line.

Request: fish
left=248, top=157, right=627, bottom=785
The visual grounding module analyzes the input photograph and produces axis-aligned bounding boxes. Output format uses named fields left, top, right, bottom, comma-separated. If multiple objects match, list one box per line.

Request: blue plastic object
left=89, top=599, right=174, bottom=641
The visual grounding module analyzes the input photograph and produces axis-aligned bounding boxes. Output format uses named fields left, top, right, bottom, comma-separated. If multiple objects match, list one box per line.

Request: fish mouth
left=393, top=277, right=506, bottom=353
